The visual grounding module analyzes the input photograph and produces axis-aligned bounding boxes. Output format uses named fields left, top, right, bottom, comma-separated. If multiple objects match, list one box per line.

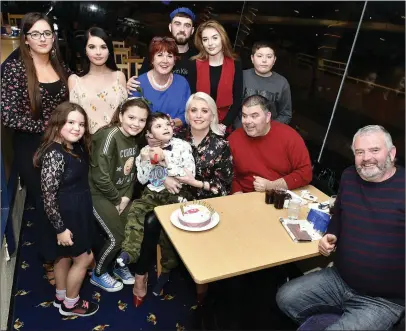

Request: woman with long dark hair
left=68, top=27, right=127, bottom=134
left=1, top=12, right=71, bottom=285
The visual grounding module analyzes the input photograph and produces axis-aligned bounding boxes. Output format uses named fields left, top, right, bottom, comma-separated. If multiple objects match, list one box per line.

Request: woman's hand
left=218, top=124, right=227, bottom=136
left=177, top=169, right=196, bottom=186
left=126, top=76, right=141, bottom=95
left=57, top=229, right=73, bottom=246
left=164, top=176, right=182, bottom=194
left=119, top=197, right=131, bottom=214
left=146, top=135, right=163, bottom=148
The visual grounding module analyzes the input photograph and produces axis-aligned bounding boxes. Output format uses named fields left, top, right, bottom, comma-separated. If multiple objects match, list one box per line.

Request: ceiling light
left=335, top=9, right=339, bottom=12
left=369, top=16, right=372, bottom=19
left=89, top=4, right=98, bottom=12
left=312, top=16, right=314, bottom=18
left=294, top=10, right=299, bottom=14
left=380, top=38, right=385, bottom=41
left=316, top=34, right=318, bottom=36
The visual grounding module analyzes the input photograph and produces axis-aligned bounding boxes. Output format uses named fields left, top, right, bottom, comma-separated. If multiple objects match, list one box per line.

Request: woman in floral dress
left=68, top=27, right=127, bottom=134
left=131, top=92, right=233, bottom=305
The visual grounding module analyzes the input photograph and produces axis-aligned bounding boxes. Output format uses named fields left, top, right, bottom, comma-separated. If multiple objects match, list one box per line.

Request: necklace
left=151, top=71, right=171, bottom=89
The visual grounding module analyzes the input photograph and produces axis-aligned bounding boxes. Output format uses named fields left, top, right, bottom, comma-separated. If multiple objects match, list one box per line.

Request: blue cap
left=169, top=7, right=196, bottom=22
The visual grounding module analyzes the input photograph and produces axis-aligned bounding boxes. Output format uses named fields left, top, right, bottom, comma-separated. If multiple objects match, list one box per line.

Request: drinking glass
left=288, top=198, right=301, bottom=220
left=274, top=189, right=288, bottom=209
left=265, top=189, right=275, bottom=204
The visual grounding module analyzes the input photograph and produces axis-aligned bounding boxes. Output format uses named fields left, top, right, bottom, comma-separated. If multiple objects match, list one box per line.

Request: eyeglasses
left=152, top=36, right=175, bottom=43
left=26, top=30, right=53, bottom=40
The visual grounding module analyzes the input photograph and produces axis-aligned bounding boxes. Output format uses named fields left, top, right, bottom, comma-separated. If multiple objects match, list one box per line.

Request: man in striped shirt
left=276, top=125, right=405, bottom=330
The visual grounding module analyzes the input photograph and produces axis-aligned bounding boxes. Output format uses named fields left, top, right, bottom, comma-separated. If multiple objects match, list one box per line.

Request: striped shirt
left=328, top=166, right=405, bottom=304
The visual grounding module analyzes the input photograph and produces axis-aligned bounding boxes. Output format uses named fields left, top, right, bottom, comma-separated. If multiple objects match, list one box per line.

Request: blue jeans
left=276, top=267, right=404, bottom=330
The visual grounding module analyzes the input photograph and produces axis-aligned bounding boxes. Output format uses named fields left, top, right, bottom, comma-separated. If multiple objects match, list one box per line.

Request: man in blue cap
left=129, top=6, right=197, bottom=91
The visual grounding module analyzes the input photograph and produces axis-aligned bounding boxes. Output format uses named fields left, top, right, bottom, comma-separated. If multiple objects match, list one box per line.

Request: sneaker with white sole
left=53, top=297, right=64, bottom=308
left=90, top=272, right=123, bottom=292
left=113, top=266, right=135, bottom=285
left=59, top=298, right=99, bottom=317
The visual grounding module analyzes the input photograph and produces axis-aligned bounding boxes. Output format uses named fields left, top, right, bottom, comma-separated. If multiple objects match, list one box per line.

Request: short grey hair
left=242, top=94, right=276, bottom=114
left=351, top=125, right=394, bottom=153
left=185, top=92, right=222, bottom=135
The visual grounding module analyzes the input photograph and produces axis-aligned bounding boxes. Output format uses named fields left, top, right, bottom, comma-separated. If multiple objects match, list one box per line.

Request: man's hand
left=127, top=76, right=141, bottom=95
left=253, top=176, right=271, bottom=192
left=118, top=197, right=131, bottom=214
left=57, top=229, right=74, bottom=246
left=318, top=234, right=337, bottom=256
left=164, top=176, right=182, bottom=194
left=233, top=191, right=243, bottom=195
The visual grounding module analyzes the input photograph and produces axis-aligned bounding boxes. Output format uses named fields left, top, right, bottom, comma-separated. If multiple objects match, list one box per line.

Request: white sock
left=63, top=295, right=79, bottom=309
left=55, top=288, right=66, bottom=301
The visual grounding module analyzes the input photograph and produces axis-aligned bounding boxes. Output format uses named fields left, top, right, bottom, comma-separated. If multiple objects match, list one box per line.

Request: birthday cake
left=178, top=203, right=213, bottom=228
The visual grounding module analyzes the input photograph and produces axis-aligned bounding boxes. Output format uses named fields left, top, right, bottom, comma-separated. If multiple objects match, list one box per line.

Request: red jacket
left=228, top=122, right=313, bottom=193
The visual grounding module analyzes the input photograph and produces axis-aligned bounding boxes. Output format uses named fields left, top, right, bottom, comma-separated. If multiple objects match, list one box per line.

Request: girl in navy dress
left=33, top=101, right=98, bottom=317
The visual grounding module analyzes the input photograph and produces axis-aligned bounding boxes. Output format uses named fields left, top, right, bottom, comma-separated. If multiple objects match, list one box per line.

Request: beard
left=356, top=154, right=394, bottom=180
left=174, top=34, right=190, bottom=46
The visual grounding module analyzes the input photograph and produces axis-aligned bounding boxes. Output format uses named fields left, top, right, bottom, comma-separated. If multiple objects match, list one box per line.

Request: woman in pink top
left=68, top=27, right=127, bottom=134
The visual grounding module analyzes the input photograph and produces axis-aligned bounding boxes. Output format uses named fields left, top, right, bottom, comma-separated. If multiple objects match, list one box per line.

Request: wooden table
left=155, top=185, right=330, bottom=284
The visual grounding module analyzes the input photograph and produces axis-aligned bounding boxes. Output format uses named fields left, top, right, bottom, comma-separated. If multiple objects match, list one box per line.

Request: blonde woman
left=188, top=20, right=243, bottom=135
left=131, top=92, right=233, bottom=305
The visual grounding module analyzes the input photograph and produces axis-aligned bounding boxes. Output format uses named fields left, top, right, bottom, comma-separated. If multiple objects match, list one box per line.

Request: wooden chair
left=112, top=40, right=125, bottom=48
left=114, top=47, right=131, bottom=64
left=8, top=14, right=25, bottom=27
left=116, top=63, right=128, bottom=80
left=127, top=58, right=144, bottom=78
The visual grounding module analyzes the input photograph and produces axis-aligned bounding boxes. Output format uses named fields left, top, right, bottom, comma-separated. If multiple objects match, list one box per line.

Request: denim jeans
left=276, top=267, right=405, bottom=330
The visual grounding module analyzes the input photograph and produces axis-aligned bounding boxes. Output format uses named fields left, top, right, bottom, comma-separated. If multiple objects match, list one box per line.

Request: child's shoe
left=90, top=272, right=123, bottom=292
left=59, top=298, right=99, bottom=317
left=113, top=266, right=135, bottom=285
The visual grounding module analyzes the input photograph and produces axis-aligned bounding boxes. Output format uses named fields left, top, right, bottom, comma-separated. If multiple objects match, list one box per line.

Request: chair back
left=114, top=47, right=130, bottom=64
left=127, top=58, right=144, bottom=78
left=8, top=14, right=24, bottom=27
left=113, top=40, right=125, bottom=48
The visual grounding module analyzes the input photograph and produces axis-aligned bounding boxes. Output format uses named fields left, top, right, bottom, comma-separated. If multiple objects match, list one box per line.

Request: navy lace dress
left=40, top=142, right=94, bottom=259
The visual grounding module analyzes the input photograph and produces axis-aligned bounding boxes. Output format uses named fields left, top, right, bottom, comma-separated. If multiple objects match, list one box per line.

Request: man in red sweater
left=228, top=94, right=312, bottom=193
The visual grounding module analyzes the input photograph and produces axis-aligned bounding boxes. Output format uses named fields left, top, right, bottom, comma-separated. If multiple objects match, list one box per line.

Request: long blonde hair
left=185, top=92, right=222, bottom=136
left=192, top=20, right=237, bottom=61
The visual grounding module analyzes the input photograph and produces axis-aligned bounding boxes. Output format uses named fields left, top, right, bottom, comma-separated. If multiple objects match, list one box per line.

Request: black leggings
left=133, top=211, right=161, bottom=275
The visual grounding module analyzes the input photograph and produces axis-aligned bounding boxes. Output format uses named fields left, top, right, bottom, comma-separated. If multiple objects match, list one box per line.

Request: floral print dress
left=176, top=128, right=234, bottom=199
left=69, top=71, right=127, bottom=134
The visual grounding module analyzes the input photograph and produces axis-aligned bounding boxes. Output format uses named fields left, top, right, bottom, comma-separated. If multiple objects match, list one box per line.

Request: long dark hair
left=33, top=102, right=92, bottom=167
left=19, top=12, right=68, bottom=120
left=80, top=27, right=117, bottom=76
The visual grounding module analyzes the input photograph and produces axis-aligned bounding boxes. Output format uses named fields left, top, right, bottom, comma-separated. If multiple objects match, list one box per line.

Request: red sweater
left=228, top=122, right=313, bottom=193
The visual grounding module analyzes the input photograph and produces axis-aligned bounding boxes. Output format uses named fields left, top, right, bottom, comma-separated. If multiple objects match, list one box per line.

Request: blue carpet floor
left=8, top=210, right=200, bottom=331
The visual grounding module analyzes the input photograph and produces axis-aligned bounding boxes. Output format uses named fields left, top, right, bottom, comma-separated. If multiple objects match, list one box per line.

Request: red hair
left=148, top=37, right=179, bottom=66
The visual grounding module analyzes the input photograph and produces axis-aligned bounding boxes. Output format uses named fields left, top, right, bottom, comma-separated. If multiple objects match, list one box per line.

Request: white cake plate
left=170, top=209, right=220, bottom=232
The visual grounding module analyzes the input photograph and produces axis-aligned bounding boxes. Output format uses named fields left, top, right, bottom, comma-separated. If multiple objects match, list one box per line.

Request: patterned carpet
left=8, top=210, right=200, bottom=331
